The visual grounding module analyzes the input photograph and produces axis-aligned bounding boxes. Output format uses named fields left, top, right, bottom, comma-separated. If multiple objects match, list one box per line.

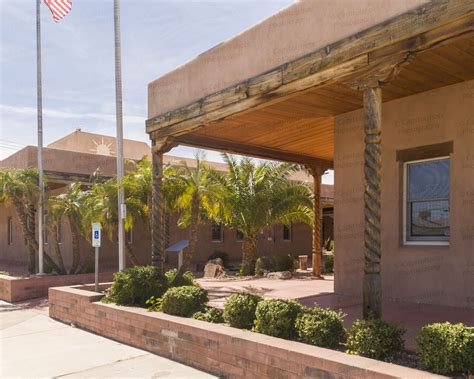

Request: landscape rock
left=266, top=271, right=292, bottom=280
left=203, top=261, right=226, bottom=278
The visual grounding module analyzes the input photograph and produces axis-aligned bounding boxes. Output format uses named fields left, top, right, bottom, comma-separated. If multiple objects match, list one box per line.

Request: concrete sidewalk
left=0, top=301, right=216, bottom=378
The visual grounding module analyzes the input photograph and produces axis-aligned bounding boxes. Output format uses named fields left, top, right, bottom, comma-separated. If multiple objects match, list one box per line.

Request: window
left=56, top=222, right=62, bottom=244
left=236, top=230, right=244, bottom=242
left=43, top=212, right=48, bottom=245
left=211, top=222, right=223, bottom=242
left=404, top=157, right=450, bottom=244
left=7, top=217, right=13, bottom=245
left=126, top=228, right=133, bottom=244
left=283, top=224, right=292, bottom=241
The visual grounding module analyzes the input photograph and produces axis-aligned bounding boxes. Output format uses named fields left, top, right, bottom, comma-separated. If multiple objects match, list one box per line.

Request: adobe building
left=145, top=0, right=474, bottom=312
left=0, top=130, right=333, bottom=273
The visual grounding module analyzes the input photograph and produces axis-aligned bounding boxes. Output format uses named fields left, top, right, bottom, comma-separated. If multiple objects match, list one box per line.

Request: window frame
left=7, top=217, right=13, bottom=245
left=211, top=222, right=224, bottom=243
left=56, top=222, right=62, bottom=244
left=235, top=230, right=244, bottom=243
left=283, top=224, right=292, bottom=242
left=43, top=212, right=48, bottom=245
left=402, top=156, right=450, bottom=246
left=126, top=228, right=133, bottom=244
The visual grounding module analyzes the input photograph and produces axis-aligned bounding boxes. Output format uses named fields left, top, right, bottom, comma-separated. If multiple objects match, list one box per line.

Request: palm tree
left=85, top=176, right=142, bottom=267
left=0, top=168, right=59, bottom=274
left=164, top=152, right=224, bottom=270
left=49, top=182, right=89, bottom=274
left=217, top=155, right=314, bottom=275
left=44, top=209, right=67, bottom=275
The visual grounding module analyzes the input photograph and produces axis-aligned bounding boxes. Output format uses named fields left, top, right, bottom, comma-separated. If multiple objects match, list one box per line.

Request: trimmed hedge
left=223, top=292, right=263, bottom=329
left=255, top=254, right=295, bottom=275
left=192, top=307, right=224, bottom=323
left=345, top=319, right=405, bottom=360
left=253, top=299, right=302, bottom=339
left=295, top=307, right=346, bottom=349
left=416, top=322, right=474, bottom=375
left=161, top=285, right=208, bottom=317
left=165, top=268, right=195, bottom=287
left=106, top=266, right=168, bottom=307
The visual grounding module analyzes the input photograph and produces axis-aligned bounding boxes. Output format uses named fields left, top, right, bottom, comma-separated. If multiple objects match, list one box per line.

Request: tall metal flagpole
left=36, top=0, right=44, bottom=275
left=114, top=0, right=125, bottom=271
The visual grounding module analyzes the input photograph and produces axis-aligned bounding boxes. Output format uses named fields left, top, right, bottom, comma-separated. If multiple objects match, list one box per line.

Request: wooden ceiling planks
left=188, top=35, right=474, bottom=163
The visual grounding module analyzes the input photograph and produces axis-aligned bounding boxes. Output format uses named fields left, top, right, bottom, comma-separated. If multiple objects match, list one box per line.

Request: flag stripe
left=43, top=0, right=72, bottom=22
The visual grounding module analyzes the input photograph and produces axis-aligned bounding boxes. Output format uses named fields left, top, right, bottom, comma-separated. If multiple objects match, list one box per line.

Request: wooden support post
left=151, top=151, right=165, bottom=270
left=362, top=86, right=382, bottom=319
left=309, top=165, right=323, bottom=278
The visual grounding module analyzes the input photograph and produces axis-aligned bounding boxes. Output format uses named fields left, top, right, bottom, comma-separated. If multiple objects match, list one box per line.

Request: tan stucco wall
left=148, top=0, right=428, bottom=117
left=1, top=201, right=332, bottom=273
left=334, top=80, right=474, bottom=308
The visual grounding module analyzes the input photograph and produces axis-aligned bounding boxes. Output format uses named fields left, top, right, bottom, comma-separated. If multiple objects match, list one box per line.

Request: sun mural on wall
left=90, top=138, right=114, bottom=156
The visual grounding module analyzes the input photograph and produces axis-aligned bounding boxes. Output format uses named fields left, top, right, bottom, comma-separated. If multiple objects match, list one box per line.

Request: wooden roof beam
left=169, top=133, right=333, bottom=169
left=146, top=0, right=473, bottom=139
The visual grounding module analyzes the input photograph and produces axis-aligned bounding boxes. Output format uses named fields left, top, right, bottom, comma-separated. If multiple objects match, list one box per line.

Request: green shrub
left=416, top=322, right=474, bottom=375
left=296, top=307, right=346, bottom=349
left=107, top=266, right=168, bottom=306
left=255, top=254, right=295, bottom=275
left=165, top=268, right=195, bottom=287
left=44, top=260, right=54, bottom=274
left=345, top=319, right=405, bottom=360
left=323, top=253, right=334, bottom=274
left=223, top=292, right=263, bottom=329
left=145, top=296, right=163, bottom=312
left=208, top=250, right=229, bottom=268
left=161, top=285, right=208, bottom=317
left=254, top=299, right=303, bottom=339
left=192, top=307, right=224, bottom=323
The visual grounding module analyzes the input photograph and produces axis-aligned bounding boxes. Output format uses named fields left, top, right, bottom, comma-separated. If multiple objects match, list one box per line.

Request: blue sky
left=0, top=0, right=333, bottom=183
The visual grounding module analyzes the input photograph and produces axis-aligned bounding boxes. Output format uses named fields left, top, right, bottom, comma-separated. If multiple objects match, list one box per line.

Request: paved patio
left=198, top=275, right=474, bottom=351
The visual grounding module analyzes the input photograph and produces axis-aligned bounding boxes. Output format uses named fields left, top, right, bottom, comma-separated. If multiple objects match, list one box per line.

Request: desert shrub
left=145, top=296, right=163, bottom=312
left=161, top=285, right=208, bottom=317
left=208, top=250, right=229, bottom=268
left=106, top=266, right=168, bottom=306
left=192, top=307, right=224, bottom=323
left=296, top=307, right=346, bottom=349
left=223, top=292, right=263, bottom=329
left=44, top=260, right=54, bottom=274
left=416, top=322, right=474, bottom=375
left=345, top=319, right=405, bottom=360
left=82, top=260, right=94, bottom=274
left=254, top=299, right=303, bottom=339
left=165, top=268, right=195, bottom=287
left=323, top=253, right=334, bottom=274
left=255, top=254, right=295, bottom=275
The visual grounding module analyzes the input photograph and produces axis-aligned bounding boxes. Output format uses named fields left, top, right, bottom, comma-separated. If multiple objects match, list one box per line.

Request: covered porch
left=146, top=0, right=474, bottom=317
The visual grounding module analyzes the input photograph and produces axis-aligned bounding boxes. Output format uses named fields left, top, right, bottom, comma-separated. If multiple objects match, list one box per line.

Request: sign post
left=92, top=223, right=101, bottom=292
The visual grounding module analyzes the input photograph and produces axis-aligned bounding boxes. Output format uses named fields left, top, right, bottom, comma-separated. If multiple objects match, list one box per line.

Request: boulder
left=266, top=271, right=292, bottom=280
left=203, top=261, right=226, bottom=278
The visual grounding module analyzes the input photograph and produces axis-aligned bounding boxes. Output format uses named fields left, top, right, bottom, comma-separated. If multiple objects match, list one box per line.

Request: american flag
left=43, top=0, right=72, bottom=23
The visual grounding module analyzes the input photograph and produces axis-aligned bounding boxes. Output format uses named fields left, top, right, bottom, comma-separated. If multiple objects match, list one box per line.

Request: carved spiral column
left=306, top=164, right=323, bottom=278
left=312, top=166, right=323, bottom=277
left=152, top=150, right=165, bottom=270
left=362, top=86, right=382, bottom=319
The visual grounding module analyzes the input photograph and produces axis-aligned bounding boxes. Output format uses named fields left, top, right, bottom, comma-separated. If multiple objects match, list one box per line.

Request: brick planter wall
left=0, top=272, right=114, bottom=302
left=49, top=286, right=444, bottom=379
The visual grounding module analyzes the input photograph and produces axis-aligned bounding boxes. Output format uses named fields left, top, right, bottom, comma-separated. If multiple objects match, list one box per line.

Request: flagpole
left=114, top=0, right=125, bottom=271
left=36, top=0, right=44, bottom=275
